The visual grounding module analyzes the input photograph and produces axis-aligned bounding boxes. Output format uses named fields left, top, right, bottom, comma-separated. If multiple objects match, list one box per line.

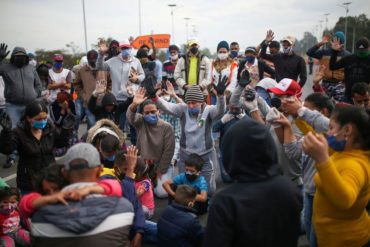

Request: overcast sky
left=1, top=0, right=369, bottom=55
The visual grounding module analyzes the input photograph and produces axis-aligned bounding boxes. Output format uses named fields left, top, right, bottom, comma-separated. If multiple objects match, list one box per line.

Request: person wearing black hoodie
left=203, top=118, right=302, bottom=247
left=104, top=40, right=120, bottom=61
left=88, top=91, right=118, bottom=122
left=0, top=43, right=42, bottom=168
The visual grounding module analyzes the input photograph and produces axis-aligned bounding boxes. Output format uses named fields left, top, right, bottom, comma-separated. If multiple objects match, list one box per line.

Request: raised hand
left=331, top=37, right=343, bottom=51
left=98, top=39, right=108, bottom=55
left=238, top=70, right=251, bottom=88
left=321, top=34, right=332, bottom=44
left=165, top=81, right=176, bottom=97
left=265, top=30, right=275, bottom=43
left=0, top=43, right=10, bottom=61
left=302, top=132, right=329, bottom=164
left=213, top=75, right=228, bottom=95
left=313, top=64, right=326, bottom=85
left=149, top=36, right=154, bottom=45
left=125, top=145, right=138, bottom=172
left=133, top=87, right=148, bottom=105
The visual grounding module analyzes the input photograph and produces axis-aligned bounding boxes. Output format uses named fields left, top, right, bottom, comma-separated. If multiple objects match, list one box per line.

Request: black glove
left=0, top=111, right=12, bottom=130
left=213, top=75, right=228, bottom=95
left=244, top=88, right=256, bottom=102
left=238, top=70, right=251, bottom=88
left=143, top=75, right=157, bottom=98
left=0, top=43, right=10, bottom=61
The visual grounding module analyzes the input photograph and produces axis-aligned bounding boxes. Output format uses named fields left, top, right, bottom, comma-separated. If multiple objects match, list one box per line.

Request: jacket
left=0, top=47, right=41, bottom=105
left=86, top=118, right=125, bottom=148
left=88, top=92, right=117, bottom=122
left=157, top=203, right=204, bottom=247
left=260, top=43, right=307, bottom=87
left=127, top=108, right=175, bottom=173
left=329, top=51, right=370, bottom=98
left=74, top=65, right=112, bottom=107
left=306, top=45, right=351, bottom=82
left=0, top=120, right=68, bottom=191
left=211, top=59, right=238, bottom=94
left=97, top=54, right=145, bottom=101
left=156, top=96, right=225, bottom=155
left=174, top=53, right=211, bottom=95
left=0, top=76, right=4, bottom=108
left=31, top=182, right=134, bottom=247
left=203, top=118, right=302, bottom=247
left=237, top=59, right=276, bottom=82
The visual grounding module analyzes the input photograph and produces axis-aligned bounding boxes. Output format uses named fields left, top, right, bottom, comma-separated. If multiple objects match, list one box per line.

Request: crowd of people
left=0, top=29, right=369, bottom=247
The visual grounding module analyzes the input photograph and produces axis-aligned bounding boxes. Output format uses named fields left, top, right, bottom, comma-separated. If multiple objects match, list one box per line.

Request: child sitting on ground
left=162, top=153, right=208, bottom=214
left=157, top=185, right=204, bottom=247
left=19, top=165, right=122, bottom=218
left=134, top=159, right=155, bottom=219
left=0, top=187, right=30, bottom=247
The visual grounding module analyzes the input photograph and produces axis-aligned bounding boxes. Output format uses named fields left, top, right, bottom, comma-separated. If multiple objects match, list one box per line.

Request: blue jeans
left=304, top=193, right=317, bottom=247
left=75, top=98, right=96, bottom=130
left=143, top=220, right=157, bottom=243
left=118, top=102, right=137, bottom=145
left=5, top=102, right=24, bottom=161
left=218, top=152, right=232, bottom=183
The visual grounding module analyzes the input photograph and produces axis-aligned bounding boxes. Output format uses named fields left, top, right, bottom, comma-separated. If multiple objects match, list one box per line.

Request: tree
left=298, top=32, right=318, bottom=54
left=331, top=14, right=370, bottom=52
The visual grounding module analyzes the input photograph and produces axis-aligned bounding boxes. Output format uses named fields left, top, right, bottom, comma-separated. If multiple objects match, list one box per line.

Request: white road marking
left=3, top=173, right=16, bottom=182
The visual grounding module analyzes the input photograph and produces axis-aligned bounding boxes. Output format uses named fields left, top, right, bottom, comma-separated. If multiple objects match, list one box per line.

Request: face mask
left=326, top=132, right=347, bottom=152
left=283, top=47, right=292, bottom=55
left=105, top=154, right=116, bottom=162
left=13, top=56, right=28, bottom=68
left=245, top=56, right=255, bottom=64
left=185, top=172, right=198, bottom=182
left=190, top=47, right=198, bottom=55
left=53, top=62, right=63, bottom=70
left=217, top=53, right=229, bottom=60
left=121, top=49, right=132, bottom=58
left=110, top=47, right=120, bottom=56
left=0, top=202, right=17, bottom=215
left=88, top=60, right=96, bottom=68
left=230, top=50, right=238, bottom=59
left=230, top=109, right=241, bottom=116
left=143, top=114, right=158, bottom=125
left=31, top=119, right=47, bottom=129
left=356, top=50, right=369, bottom=58
left=188, top=107, right=200, bottom=115
left=170, top=54, right=178, bottom=61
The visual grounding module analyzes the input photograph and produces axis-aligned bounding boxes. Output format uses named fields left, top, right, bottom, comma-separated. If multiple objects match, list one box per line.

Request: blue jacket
left=157, top=203, right=204, bottom=247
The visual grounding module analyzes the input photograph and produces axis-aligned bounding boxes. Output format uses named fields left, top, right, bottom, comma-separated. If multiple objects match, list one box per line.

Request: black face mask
left=230, top=109, right=241, bottom=116
left=88, top=60, right=96, bottom=68
left=190, top=47, right=198, bottom=55
left=185, top=173, right=198, bottom=182
left=12, top=56, right=28, bottom=68
left=110, top=47, right=120, bottom=56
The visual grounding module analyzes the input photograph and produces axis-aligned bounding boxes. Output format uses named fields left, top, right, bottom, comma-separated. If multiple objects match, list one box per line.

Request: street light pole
left=338, top=2, right=351, bottom=47
left=168, top=4, right=177, bottom=43
left=138, top=0, right=142, bottom=35
left=324, top=13, right=330, bottom=31
left=184, top=17, right=191, bottom=42
left=82, top=0, right=88, bottom=52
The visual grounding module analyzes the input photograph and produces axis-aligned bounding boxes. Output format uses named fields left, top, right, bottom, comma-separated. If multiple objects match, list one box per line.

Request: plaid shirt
left=159, top=96, right=181, bottom=139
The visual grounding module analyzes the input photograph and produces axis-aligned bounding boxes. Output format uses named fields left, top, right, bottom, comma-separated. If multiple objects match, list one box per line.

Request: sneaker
left=3, top=158, right=14, bottom=169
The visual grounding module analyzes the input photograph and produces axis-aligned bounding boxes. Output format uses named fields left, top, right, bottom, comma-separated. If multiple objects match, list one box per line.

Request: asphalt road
left=0, top=66, right=315, bottom=246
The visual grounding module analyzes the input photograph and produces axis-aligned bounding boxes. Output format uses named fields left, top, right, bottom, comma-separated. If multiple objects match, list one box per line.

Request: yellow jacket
left=313, top=150, right=370, bottom=247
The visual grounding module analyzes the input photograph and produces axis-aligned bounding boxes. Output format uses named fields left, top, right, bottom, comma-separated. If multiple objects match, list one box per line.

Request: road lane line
left=3, top=173, right=16, bottom=182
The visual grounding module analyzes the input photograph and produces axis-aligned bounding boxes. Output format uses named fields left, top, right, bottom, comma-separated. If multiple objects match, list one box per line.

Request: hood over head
left=86, top=119, right=125, bottom=147
left=221, top=118, right=280, bottom=182
left=10, top=47, right=29, bottom=65
left=101, top=92, right=117, bottom=108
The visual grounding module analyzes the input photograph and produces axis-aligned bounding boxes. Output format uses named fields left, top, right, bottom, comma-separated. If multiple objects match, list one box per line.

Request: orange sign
left=131, top=34, right=171, bottom=49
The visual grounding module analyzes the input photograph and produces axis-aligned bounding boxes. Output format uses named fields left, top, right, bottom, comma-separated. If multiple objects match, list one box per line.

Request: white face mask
left=217, top=53, right=229, bottom=60
left=170, top=54, right=178, bottom=61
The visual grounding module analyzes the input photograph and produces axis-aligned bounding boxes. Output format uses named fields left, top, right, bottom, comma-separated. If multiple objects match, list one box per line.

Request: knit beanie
left=217, top=41, right=230, bottom=51
left=185, top=85, right=204, bottom=103
left=334, top=32, right=345, bottom=44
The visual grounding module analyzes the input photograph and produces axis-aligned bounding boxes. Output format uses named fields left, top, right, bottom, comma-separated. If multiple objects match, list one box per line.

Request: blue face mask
left=32, top=119, right=47, bottom=129
left=245, top=56, right=255, bottom=63
left=230, top=50, right=238, bottom=59
left=105, top=154, right=116, bottom=162
left=326, top=135, right=347, bottom=152
left=144, top=114, right=158, bottom=125
left=53, top=62, right=63, bottom=70
left=121, top=49, right=132, bottom=58
left=188, top=107, right=200, bottom=115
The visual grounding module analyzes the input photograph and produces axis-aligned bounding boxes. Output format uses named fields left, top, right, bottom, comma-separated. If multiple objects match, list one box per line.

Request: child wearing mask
left=0, top=187, right=30, bottom=246
left=162, top=153, right=208, bottom=214
left=134, top=159, right=155, bottom=219
left=157, top=185, right=204, bottom=247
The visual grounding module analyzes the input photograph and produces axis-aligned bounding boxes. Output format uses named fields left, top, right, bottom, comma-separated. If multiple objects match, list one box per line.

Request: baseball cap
left=187, top=38, right=199, bottom=47
left=280, top=36, right=296, bottom=46
left=119, top=39, right=132, bottom=49
left=245, top=46, right=257, bottom=54
left=268, top=78, right=302, bottom=98
left=58, top=143, right=101, bottom=170
left=53, top=54, right=64, bottom=61
left=355, top=37, right=369, bottom=51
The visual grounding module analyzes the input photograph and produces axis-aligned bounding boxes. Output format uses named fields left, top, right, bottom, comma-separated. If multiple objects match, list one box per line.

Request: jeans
left=143, top=220, right=157, bottom=244
left=178, top=149, right=216, bottom=196
left=218, top=151, right=232, bottom=183
left=5, top=102, right=24, bottom=161
left=304, top=193, right=317, bottom=247
left=117, top=100, right=137, bottom=145
left=75, top=98, right=96, bottom=130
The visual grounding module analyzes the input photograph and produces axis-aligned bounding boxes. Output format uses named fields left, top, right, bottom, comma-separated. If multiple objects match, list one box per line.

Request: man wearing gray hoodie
left=0, top=43, right=41, bottom=168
